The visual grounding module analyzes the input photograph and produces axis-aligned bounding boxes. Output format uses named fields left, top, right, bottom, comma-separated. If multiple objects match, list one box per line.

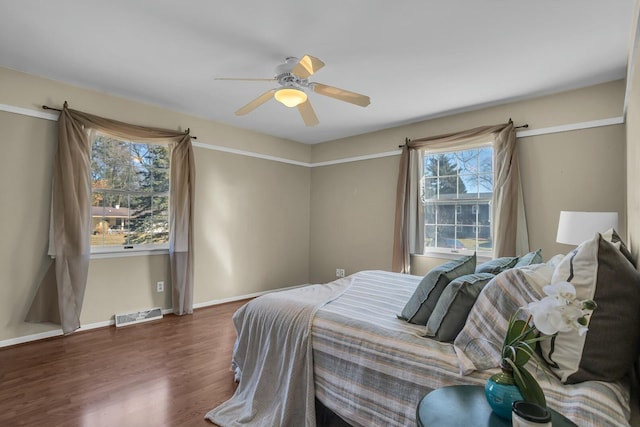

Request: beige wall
left=0, top=68, right=311, bottom=342
left=0, top=66, right=632, bottom=343
left=309, top=80, right=627, bottom=283
left=309, top=156, right=398, bottom=281
left=626, top=1, right=640, bottom=266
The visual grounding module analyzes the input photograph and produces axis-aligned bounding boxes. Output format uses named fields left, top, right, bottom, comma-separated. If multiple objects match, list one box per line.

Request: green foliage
left=501, top=311, right=548, bottom=408
left=91, top=134, right=170, bottom=246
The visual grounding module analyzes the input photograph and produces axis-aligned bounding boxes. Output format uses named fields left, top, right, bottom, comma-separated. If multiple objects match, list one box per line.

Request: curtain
left=392, top=122, right=528, bottom=273
left=26, top=106, right=196, bottom=333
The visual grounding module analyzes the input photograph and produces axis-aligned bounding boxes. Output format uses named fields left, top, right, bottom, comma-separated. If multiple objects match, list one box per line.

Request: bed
left=206, top=232, right=640, bottom=427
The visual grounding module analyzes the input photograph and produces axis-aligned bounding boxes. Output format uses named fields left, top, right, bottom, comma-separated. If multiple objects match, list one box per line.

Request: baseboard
left=0, top=283, right=308, bottom=348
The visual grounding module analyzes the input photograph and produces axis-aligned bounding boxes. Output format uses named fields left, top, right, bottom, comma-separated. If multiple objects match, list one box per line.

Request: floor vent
left=115, top=307, right=163, bottom=328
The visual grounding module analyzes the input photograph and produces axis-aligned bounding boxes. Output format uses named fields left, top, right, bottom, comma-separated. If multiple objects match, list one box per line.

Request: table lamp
left=556, top=211, right=619, bottom=245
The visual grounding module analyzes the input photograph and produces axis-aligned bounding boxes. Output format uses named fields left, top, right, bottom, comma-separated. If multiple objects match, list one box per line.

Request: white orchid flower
left=527, top=293, right=591, bottom=336
left=542, top=281, right=577, bottom=303
left=528, top=296, right=563, bottom=335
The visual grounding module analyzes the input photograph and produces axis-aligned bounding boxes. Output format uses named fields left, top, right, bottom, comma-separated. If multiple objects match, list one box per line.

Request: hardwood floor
left=0, top=300, right=350, bottom=427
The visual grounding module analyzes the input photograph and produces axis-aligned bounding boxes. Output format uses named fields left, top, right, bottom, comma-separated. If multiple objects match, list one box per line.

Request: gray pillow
left=475, top=256, right=518, bottom=274
left=602, top=228, right=635, bottom=267
left=425, top=273, right=495, bottom=342
left=399, top=253, right=476, bottom=325
left=513, top=249, right=543, bottom=268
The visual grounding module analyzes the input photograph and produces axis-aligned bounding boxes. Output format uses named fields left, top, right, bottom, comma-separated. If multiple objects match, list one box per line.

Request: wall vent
left=115, top=307, right=163, bottom=328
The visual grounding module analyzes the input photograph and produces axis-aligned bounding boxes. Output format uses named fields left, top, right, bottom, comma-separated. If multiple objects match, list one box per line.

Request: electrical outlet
left=156, top=281, right=164, bottom=293
left=335, top=268, right=345, bottom=278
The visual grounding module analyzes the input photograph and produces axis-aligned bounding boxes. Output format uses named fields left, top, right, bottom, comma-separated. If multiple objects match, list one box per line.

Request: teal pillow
left=399, top=254, right=476, bottom=325
left=475, top=257, right=518, bottom=274
left=513, top=249, right=543, bottom=268
left=425, top=273, right=495, bottom=342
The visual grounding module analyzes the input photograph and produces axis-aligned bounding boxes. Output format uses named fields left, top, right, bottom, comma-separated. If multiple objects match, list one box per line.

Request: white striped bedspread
left=311, top=270, right=632, bottom=427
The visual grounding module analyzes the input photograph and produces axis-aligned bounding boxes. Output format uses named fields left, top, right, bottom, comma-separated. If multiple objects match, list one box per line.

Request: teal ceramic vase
left=485, top=365, right=523, bottom=420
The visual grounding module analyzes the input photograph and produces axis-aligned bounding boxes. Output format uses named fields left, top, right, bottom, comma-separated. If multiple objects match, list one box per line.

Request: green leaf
left=513, top=365, right=546, bottom=407
left=504, top=319, right=537, bottom=366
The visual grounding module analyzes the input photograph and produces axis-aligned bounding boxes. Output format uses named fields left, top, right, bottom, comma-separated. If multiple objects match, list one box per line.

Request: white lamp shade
left=556, top=211, right=619, bottom=245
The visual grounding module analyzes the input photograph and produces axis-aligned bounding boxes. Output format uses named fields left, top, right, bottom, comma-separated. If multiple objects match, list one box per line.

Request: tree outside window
left=422, top=147, right=493, bottom=253
left=90, top=133, right=170, bottom=249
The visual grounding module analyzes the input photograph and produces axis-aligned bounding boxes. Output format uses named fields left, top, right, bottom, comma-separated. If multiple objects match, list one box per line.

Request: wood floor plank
left=0, top=301, right=244, bottom=427
left=0, top=299, right=351, bottom=427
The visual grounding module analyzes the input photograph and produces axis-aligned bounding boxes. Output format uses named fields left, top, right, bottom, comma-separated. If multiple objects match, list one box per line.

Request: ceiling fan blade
left=215, top=77, right=276, bottom=82
left=297, top=100, right=319, bottom=127
left=312, top=83, right=371, bottom=107
left=292, top=55, right=325, bottom=79
left=235, top=89, right=276, bottom=115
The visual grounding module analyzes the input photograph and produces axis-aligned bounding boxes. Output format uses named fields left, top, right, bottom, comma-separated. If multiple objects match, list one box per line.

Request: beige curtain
left=392, top=122, right=528, bottom=273
left=27, top=106, right=196, bottom=333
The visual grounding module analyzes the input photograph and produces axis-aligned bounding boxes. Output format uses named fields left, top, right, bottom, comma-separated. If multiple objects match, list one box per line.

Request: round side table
left=416, top=385, right=577, bottom=427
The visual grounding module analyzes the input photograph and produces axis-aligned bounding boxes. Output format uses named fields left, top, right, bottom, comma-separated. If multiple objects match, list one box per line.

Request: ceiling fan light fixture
left=274, top=88, right=307, bottom=107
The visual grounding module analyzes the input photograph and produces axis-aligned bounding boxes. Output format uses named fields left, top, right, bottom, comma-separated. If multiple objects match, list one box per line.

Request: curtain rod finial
left=63, top=101, right=68, bottom=109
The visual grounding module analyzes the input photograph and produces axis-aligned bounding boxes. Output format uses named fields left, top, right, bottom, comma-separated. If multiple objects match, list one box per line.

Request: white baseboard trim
left=0, top=283, right=309, bottom=348
left=193, top=283, right=309, bottom=309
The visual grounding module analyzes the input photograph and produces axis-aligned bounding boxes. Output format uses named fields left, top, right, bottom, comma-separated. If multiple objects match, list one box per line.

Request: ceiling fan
left=216, top=55, right=370, bottom=126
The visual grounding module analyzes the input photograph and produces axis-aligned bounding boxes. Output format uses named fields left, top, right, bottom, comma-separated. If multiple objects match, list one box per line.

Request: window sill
left=90, top=246, right=169, bottom=259
left=413, top=250, right=492, bottom=263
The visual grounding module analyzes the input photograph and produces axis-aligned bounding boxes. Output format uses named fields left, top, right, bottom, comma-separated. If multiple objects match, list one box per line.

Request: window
left=421, top=146, right=493, bottom=254
left=90, top=132, right=170, bottom=251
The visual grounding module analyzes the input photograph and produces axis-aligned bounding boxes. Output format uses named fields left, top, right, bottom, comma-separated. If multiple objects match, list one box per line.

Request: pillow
left=513, top=249, right=543, bottom=268
left=541, top=233, right=640, bottom=384
left=424, top=273, right=495, bottom=342
left=453, top=262, right=555, bottom=375
left=601, top=228, right=636, bottom=267
left=475, top=256, right=518, bottom=274
left=398, top=253, right=476, bottom=325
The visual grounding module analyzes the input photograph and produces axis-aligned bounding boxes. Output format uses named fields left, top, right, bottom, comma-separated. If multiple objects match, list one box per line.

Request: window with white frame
left=90, top=132, right=170, bottom=251
left=421, top=145, right=493, bottom=254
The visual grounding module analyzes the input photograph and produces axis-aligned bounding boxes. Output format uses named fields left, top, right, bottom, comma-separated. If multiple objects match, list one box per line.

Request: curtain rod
left=42, top=103, right=197, bottom=139
left=398, top=120, right=529, bottom=148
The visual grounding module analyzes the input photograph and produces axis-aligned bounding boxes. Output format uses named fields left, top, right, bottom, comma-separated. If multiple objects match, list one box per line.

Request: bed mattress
left=311, top=270, right=631, bottom=427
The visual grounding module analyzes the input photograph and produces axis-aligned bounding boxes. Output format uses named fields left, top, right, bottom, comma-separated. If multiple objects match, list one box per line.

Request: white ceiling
left=0, top=1, right=635, bottom=144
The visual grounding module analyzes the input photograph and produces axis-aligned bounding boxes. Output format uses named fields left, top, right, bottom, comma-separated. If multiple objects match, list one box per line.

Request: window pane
left=438, top=176, right=458, bottom=199
left=478, top=226, right=492, bottom=251
left=90, top=134, right=170, bottom=249
left=477, top=203, right=491, bottom=226
left=425, top=224, right=436, bottom=249
left=456, top=149, right=479, bottom=175
left=424, top=155, right=438, bottom=177
left=457, top=224, right=475, bottom=250
left=479, top=173, right=493, bottom=194
left=151, top=168, right=170, bottom=192
left=459, top=175, right=478, bottom=197
left=419, top=145, right=493, bottom=254
left=151, top=195, right=169, bottom=243
left=437, top=204, right=456, bottom=225
left=423, top=177, right=438, bottom=200
left=91, top=191, right=129, bottom=246
left=425, top=204, right=436, bottom=224
left=458, top=204, right=475, bottom=224
left=92, top=135, right=137, bottom=191
left=438, top=153, right=456, bottom=175
left=479, top=148, right=492, bottom=173
left=436, top=226, right=457, bottom=248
